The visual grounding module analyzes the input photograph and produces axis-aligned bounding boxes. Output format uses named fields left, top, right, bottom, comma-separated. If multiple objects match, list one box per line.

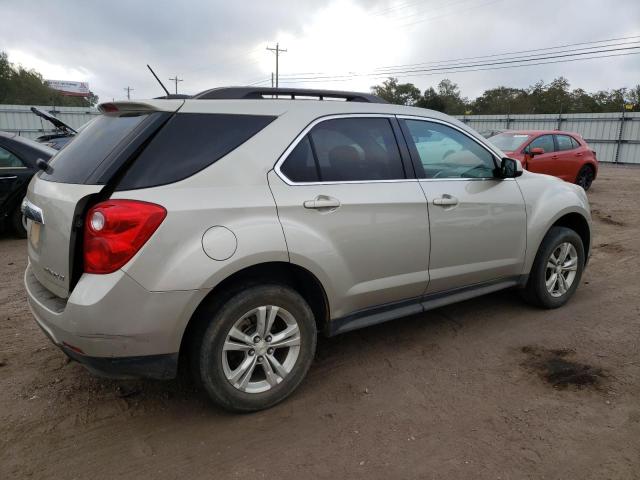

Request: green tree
left=416, top=86, right=446, bottom=111
left=434, top=79, right=468, bottom=115
left=0, top=51, right=98, bottom=107
left=371, top=77, right=421, bottom=105
left=370, top=75, right=639, bottom=114
left=471, top=86, right=529, bottom=114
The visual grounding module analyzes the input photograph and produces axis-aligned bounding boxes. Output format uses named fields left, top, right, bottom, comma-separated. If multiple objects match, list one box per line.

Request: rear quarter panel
left=111, top=118, right=294, bottom=292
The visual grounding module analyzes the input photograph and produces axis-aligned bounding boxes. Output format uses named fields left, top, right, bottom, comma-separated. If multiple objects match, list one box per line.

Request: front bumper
left=25, top=263, right=207, bottom=379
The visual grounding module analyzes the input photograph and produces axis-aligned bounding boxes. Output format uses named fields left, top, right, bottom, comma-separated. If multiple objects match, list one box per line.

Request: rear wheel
left=521, top=226, right=585, bottom=309
left=576, top=165, right=594, bottom=191
left=194, top=284, right=317, bottom=412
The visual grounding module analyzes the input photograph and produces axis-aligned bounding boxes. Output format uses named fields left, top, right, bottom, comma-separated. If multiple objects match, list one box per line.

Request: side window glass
left=529, top=135, right=555, bottom=153
left=403, top=120, right=496, bottom=179
left=308, top=118, right=405, bottom=182
left=556, top=135, right=574, bottom=151
left=280, top=136, right=319, bottom=182
left=570, top=136, right=581, bottom=149
left=0, top=146, right=25, bottom=168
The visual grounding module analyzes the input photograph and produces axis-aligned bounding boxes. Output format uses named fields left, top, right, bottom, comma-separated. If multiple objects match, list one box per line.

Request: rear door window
left=556, top=135, right=575, bottom=151
left=40, top=113, right=148, bottom=183
left=280, top=136, right=319, bottom=183
left=279, top=117, right=406, bottom=183
left=0, top=146, right=25, bottom=168
left=528, top=135, right=555, bottom=154
left=117, top=113, right=276, bottom=190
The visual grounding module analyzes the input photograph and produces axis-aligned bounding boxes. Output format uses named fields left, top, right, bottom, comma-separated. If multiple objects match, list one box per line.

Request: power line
left=123, top=86, right=134, bottom=100
left=372, top=34, right=640, bottom=71
left=277, top=51, right=640, bottom=84
left=168, top=76, right=183, bottom=94
left=266, top=43, right=287, bottom=88
left=246, top=77, right=272, bottom=86
left=277, top=44, right=640, bottom=82
left=277, top=35, right=640, bottom=80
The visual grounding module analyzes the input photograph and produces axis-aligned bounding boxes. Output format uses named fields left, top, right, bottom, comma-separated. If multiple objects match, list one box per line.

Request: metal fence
left=0, top=104, right=99, bottom=140
left=455, top=112, right=640, bottom=164
left=1, top=104, right=639, bottom=164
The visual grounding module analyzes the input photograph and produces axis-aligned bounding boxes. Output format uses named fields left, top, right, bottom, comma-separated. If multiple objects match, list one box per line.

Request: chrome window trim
left=396, top=114, right=504, bottom=180
left=273, top=113, right=417, bottom=186
left=0, top=166, right=28, bottom=170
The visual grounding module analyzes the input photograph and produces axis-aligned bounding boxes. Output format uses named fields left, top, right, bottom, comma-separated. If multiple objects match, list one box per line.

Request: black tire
left=521, top=226, right=585, bottom=309
left=10, top=203, right=27, bottom=239
left=194, top=284, right=317, bottom=412
left=576, top=165, right=594, bottom=191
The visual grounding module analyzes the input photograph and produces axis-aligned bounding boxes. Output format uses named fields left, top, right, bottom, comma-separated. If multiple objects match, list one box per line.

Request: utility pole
left=124, top=86, right=134, bottom=100
left=266, top=43, right=287, bottom=88
left=271, top=72, right=274, bottom=88
left=168, top=76, right=183, bottom=94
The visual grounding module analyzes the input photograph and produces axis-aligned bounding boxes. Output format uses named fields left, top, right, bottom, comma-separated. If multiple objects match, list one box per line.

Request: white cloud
left=1, top=0, right=639, bottom=103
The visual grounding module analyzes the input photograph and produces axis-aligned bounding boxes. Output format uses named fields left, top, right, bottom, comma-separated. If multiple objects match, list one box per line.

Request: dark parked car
left=0, top=131, right=56, bottom=237
left=31, top=107, right=78, bottom=150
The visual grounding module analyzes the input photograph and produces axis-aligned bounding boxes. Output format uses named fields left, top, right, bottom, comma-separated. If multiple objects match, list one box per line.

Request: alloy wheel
left=222, top=305, right=301, bottom=394
left=545, top=242, right=579, bottom=297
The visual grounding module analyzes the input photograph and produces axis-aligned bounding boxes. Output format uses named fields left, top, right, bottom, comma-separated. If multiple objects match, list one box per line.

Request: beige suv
left=23, top=87, right=591, bottom=411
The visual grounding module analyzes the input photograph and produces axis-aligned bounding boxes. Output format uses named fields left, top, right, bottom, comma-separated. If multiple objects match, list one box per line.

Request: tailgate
left=23, top=100, right=184, bottom=299
left=25, top=177, right=101, bottom=298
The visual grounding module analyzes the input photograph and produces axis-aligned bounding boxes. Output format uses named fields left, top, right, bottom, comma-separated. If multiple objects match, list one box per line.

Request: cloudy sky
left=2, top=0, right=639, bottom=103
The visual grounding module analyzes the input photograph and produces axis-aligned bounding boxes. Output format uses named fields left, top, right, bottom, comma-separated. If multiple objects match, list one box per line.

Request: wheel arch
left=179, top=261, right=330, bottom=363
left=526, top=209, right=591, bottom=275
left=550, top=212, right=591, bottom=261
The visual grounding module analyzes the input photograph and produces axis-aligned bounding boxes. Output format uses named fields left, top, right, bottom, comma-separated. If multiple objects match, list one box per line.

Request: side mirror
left=495, top=157, right=523, bottom=179
left=530, top=147, right=545, bottom=156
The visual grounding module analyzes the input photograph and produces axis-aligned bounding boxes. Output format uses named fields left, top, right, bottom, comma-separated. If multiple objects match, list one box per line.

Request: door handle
left=433, top=195, right=459, bottom=206
left=576, top=152, right=583, bottom=157
left=303, top=196, right=341, bottom=210
left=551, top=155, right=558, bottom=159
left=0, top=175, right=17, bottom=180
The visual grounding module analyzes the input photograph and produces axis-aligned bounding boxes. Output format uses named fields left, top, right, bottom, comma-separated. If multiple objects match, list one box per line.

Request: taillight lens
left=84, top=200, right=166, bottom=274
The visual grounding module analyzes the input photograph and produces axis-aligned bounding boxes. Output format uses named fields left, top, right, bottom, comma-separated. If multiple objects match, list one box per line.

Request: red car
left=488, top=130, right=598, bottom=190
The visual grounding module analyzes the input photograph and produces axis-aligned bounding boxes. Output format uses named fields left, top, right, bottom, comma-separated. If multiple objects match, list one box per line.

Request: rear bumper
left=25, top=263, right=207, bottom=379
left=61, top=346, right=178, bottom=380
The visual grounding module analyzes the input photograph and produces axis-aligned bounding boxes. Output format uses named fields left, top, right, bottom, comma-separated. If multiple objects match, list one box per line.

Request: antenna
left=147, top=64, right=170, bottom=96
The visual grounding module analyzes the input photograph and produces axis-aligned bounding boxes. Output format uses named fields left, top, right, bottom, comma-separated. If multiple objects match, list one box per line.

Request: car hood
left=30, top=107, right=77, bottom=134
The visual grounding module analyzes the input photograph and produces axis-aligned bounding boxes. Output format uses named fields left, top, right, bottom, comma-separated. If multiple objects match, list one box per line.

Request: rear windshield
left=40, top=113, right=148, bottom=183
left=488, top=133, right=531, bottom=152
left=116, top=113, right=276, bottom=190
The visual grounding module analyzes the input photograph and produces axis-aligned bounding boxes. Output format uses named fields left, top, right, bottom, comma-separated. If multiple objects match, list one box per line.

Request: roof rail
left=192, top=87, right=387, bottom=103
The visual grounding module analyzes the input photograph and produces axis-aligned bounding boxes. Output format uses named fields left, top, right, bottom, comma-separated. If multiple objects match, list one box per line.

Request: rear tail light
left=83, top=200, right=166, bottom=274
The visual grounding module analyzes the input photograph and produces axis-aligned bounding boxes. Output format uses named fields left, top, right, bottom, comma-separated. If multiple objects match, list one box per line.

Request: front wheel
left=521, top=226, right=585, bottom=309
left=195, top=284, right=317, bottom=412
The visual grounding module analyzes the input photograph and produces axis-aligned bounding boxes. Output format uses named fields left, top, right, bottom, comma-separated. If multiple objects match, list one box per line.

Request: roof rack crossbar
left=192, top=87, right=387, bottom=103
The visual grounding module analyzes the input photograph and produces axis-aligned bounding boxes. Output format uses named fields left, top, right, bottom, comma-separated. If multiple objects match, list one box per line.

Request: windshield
left=488, top=133, right=531, bottom=152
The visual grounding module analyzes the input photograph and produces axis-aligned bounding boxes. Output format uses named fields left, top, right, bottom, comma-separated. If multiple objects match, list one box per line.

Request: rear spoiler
left=98, top=100, right=185, bottom=115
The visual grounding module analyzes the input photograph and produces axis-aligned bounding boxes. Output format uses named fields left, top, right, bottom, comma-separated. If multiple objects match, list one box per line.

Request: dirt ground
left=1, top=164, right=639, bottom=479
